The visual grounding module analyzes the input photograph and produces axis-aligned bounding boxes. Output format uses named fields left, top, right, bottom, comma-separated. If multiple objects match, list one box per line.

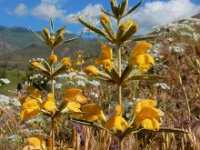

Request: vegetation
left=0, top=0, right=200, bottom=150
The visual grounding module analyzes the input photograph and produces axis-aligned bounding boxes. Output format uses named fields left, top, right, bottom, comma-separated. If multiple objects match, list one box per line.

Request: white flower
left=55, top=83, right=62, bottom=89
left=154, top=83, right=170, bottom=90
left=0, top=95, right=10, bottom=106
left=0, top=78, right=10, bottom=84
left=77, top=80, right=86, bottom=86
left=89, top=80, right=100, bottom=86
left=8, top=135, right=19, bottom=142
left=10, top=98, right=21, bottom=107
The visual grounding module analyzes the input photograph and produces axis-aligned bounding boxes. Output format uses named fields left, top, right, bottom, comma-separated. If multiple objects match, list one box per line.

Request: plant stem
left=49, top=50, right=55, bottom=149
left=49, top=117, right=55, bottom=150
left=116, top=18, right=122, bottom=106
left=119, top=138, right=124, bottom=150
left=50, top=50, right=55, bottom=94
left=182, top=86, right=191, bottom=116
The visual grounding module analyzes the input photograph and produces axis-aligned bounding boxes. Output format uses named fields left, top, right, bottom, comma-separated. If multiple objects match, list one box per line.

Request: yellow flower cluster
left=134, top=99, right=164, bottom=130
left=95, top=45, right=113, bottom=72
left=20, top=87, right=88, bottom=120
left=130, top=42, right=155, bottom=73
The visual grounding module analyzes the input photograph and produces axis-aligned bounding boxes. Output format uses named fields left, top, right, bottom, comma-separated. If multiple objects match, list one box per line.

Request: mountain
left=0, top=12, right=199, bottom=69
left=0, top=26, right=42, bottom=54
left=0, top=26, right=101, bottom=68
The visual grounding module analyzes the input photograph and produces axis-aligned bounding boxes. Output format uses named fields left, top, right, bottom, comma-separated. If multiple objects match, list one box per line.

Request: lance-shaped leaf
left=122, top=0, right=143, bottom=18
left=106, top=68, right=121, bottom=85
left=78, top=18, right=113, bottom=42
left=100, top=6, right=114, bottom=17
left=100, top=15, right=116, bottom=41
left=126, top=34, right=158, bottom=43
left=119, top=127, right=187, bottom=139
left=78, top=18, right=105, bottom=36
left=29, top=28, right=44, bottom=42
left=122, top=23, right=138, bottom=42
left=126, top=74, right=167, bottom=82
left=50, top=18, right=54, bottom=32
left=30, top=61, right=51, bottom=77
left=121, top=64, right=134, bottom=82
left=63, top=37, right=79, bottom=44
left=120, top=0, right=128, bottom=16
left=69, top=117, right=114, bottom=134
left=56, top=26, right=65, bottom=35
left=110, top=0, right=119, bottom=18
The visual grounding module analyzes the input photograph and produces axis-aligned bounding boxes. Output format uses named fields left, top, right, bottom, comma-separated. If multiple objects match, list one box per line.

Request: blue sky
left=0, top=0, right=200, bottom=34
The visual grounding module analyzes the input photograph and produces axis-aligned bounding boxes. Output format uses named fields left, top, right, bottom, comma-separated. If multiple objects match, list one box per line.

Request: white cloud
left=14, top=3, right=27, bottom=16
left=62, top=4, right=101, bottom=24
left=32, top=0, right=66, bottom=19
left=127, top=0, right=200, bottom=35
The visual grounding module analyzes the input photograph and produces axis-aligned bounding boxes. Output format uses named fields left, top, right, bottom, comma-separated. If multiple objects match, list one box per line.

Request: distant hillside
left=0, top=26, right=41, bottom=53
left=0, top=26, right=102, bottom=69
left=0, top=26, right=82, bottom=54
left=0, top=37, right=101, bottom=69
left=0, top=12, right=199, bottom=70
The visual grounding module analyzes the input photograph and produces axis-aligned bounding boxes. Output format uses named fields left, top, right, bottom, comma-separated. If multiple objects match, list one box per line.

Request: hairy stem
left=119, top=138, right=124, bottom=150
left=49, top=117, right=55, bottom=150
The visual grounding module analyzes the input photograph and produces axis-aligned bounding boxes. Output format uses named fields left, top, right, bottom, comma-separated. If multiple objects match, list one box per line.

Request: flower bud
left=84, top=66, right=100, bottom=76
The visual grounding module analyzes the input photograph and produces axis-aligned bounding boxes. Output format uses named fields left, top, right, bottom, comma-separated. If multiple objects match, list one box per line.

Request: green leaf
left=63, top=37, right=79, bottom=44
left=101, top=20, right=116, bottom=41
left=100, top=6, right=114, bottom=17
left=126, top=74, right=167, bottom=81
left=121, top=64, right=134, bottom=82
left=78, top=18, right=105, bottom=36
left=125, top=34, right=158, bottom=43
left=110, top=0, right=119, bottom=18
left=133, top=127, right=188, bottom=134
left=122, top=0, right=143, bottom=18
left=29, top=28, right=44, bottom=42
left=50, top=18, right=54, bottom=32
left=69, top=118, right=114, bottom=134
left=106, top=68, right=121, bottom=85
left=119, top=127, right=187, bottom=139
left=120, top=0, right=128, bottom=15
left=56, top=26, right=65, bottom=35
left=122, top=24, right=138, bottom=42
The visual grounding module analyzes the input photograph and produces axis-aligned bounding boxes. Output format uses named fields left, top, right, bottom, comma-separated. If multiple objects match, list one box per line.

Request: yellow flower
left=27, top=87, right=42, bottom=99
left=134, top=99, right=164, bottom=131
left=49, top=54, right=58, bottom=64
left=42, top=93, right=57, bottom=112
left=77, top=53, right=82, bottom=58
left=67, top=101, right=81, bottom=113
left=31, top=61, right=40, bottom=69
left=136, top=54, right=155, bottom=73
left=100, top=14, right=110, bottom=24
left=27, top=135, right=46, bottom=149
left=130, top=42, right=152, bottom=63
left=84, top=65, right=100, bottom=76
left=20, top=97, right=40, bottom=120
left=129, top=42, right=154, bottom=72
left=75, top=60, right=81, bottom=66
left=103, top=105, right=128, bottom=131
left=81, top=103, right=106, bottom=122
left=102, top=59, right=113, bottom=72
left=43, top=28, right=50, bottom=40
left=95, top=45, right=113, bottom=71
left=62, top=57, right=71, bottom=69
left=120, top=19, right=134, bottom=32
left=64, top=88, right=87, bottom=104
left=95, top=45, right=113, bottom=64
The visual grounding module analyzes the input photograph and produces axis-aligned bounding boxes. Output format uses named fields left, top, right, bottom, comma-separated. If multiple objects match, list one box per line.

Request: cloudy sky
left=0, top=0, right=200, bottom=35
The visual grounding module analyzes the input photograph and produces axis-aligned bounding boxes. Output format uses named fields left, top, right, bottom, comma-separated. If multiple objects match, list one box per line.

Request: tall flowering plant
left=20, top=20, right=87, bottom=150
left=19, top=0, right=187, bottom=149
left=78, top=0, right=186, bottom=149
